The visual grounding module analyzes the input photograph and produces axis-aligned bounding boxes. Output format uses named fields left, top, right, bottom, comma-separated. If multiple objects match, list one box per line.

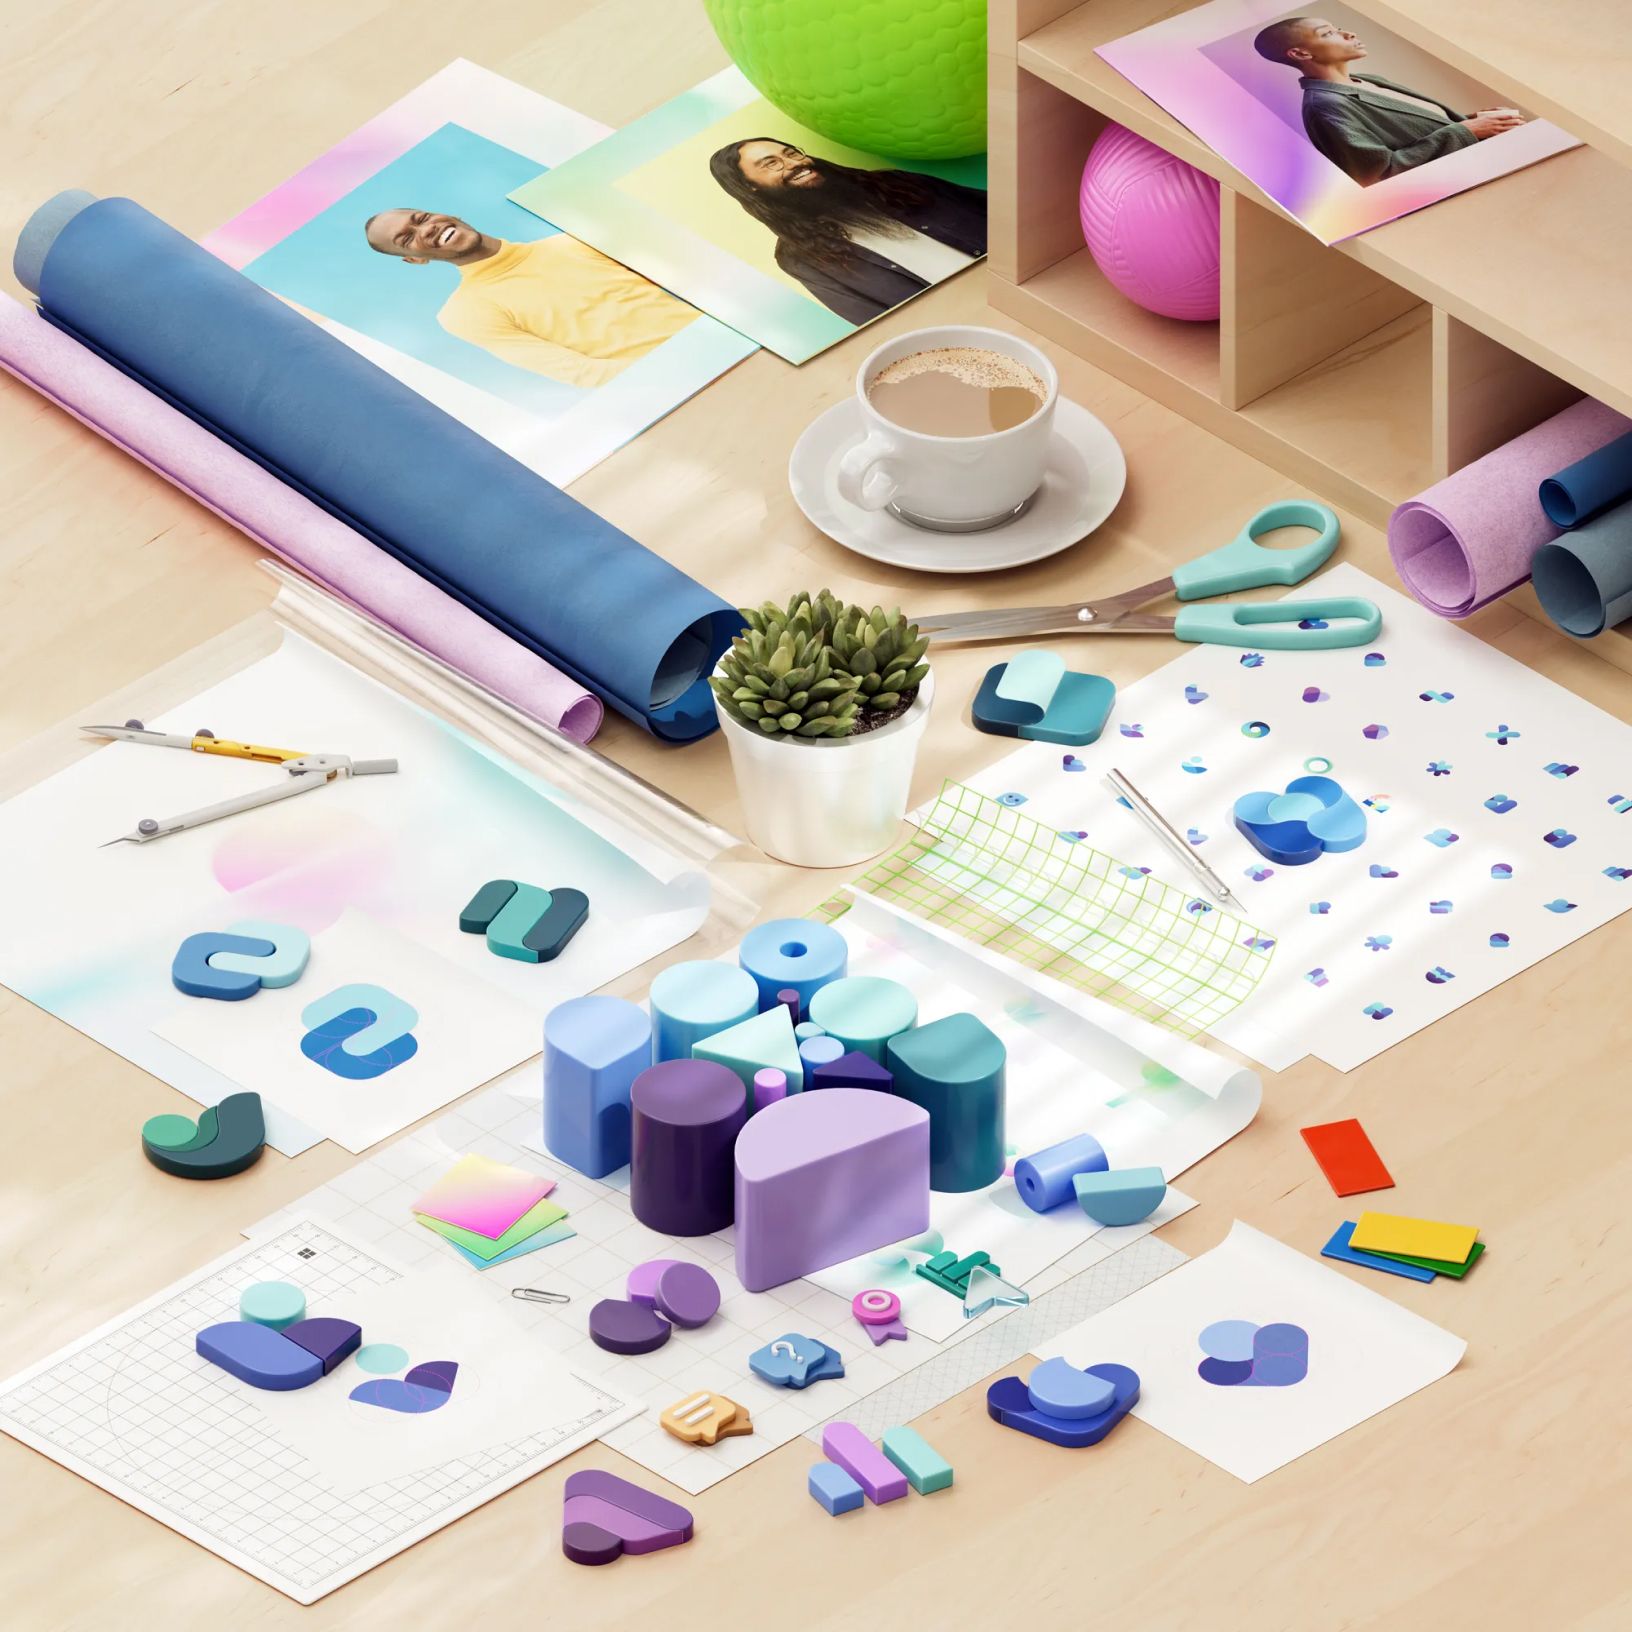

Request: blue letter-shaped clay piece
left=172, top=932, right=276, bottom=1000
left=196, top=1321, right=323, bottom=1391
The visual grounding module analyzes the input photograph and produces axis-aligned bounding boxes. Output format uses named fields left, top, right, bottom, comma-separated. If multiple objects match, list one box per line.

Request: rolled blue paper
left=1531, top=501, right=1632, bottom=637
left=21, top=193, right=738, bottom=740
left=1538, top=430, right=1632, bottom=528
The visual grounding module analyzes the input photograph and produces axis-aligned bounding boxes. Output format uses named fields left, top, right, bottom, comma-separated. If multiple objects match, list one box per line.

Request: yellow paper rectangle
left=1350, top=1211, right=1478, bottom=1264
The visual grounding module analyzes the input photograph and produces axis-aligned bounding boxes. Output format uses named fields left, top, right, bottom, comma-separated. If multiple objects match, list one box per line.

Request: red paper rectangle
left=1300, top=1118, right=1394, bottom=1197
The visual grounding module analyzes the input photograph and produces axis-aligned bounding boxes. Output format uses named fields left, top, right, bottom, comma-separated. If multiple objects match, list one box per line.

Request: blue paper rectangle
left=1320, top=1220, right=1435, bottom=1283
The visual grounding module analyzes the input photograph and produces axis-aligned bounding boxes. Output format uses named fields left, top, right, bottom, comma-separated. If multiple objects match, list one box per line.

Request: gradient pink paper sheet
left=412, top=1154, right=558, bottom=1239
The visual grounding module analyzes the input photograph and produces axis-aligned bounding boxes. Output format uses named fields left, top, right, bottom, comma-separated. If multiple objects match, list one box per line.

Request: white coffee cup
left=835, top=324, right=1058, bottom=532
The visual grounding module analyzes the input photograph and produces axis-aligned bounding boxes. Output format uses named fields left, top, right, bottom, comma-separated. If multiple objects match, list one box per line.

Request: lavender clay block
left=734, top=1087, right=930, bottom=1293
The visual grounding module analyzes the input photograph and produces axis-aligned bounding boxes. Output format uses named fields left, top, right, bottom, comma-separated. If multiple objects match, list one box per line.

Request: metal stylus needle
left=1107, top=766, right=1237, bottom=906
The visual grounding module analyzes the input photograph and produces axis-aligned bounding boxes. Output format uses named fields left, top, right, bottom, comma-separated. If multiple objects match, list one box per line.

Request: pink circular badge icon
left=852, top=1289, right=901, bottom=1325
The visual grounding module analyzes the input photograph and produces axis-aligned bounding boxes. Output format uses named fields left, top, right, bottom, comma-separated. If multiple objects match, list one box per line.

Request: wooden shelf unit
left=990, top=0, right=1632, bottom=674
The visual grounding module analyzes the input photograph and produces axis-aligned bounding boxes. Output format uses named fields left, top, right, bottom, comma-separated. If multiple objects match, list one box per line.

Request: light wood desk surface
left=2, top=5, right=1628, bottom=1628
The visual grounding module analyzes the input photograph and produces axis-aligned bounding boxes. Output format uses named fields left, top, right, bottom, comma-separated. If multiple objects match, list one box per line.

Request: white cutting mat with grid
left=247, top=1069, right=1194, bottom=1495
left=0, top=1216, right=635, bottom=1603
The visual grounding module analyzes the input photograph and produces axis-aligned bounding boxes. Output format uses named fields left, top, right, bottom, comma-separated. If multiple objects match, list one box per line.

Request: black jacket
left=773, top=173, right=987, bottom=326
left=1300, top=73, right=1476, bottom=186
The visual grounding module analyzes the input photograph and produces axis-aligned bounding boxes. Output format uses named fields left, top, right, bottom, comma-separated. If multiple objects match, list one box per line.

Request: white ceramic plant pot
left=715, top=671, right=935, bottom=868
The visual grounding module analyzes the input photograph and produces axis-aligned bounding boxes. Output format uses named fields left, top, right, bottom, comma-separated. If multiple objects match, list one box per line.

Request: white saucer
left=788, top=395, right=1127, bottom=574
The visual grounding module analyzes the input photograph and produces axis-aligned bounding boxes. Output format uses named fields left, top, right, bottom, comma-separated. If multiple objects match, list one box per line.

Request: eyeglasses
left=751, top=149, right=809, bottom=175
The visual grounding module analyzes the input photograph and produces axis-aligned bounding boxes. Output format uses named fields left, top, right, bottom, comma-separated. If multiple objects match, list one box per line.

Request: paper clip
left=511, top=1286, right=571, bottom=1305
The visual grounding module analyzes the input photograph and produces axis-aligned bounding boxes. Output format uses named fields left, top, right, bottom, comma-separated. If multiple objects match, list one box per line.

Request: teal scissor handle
left=1171, top=499, right=1341, bottom=600
left=1173, top=596, right=1383, bottom=650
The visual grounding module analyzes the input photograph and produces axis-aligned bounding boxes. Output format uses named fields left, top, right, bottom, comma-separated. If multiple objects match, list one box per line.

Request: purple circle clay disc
left=562, top=1520, right=623, bottom=1565
left=588, top=1297, right=672, bottom=1355
left=626, top=1257, right=684, bottom=1307
left=652, top=1262, right=720, bottom=1329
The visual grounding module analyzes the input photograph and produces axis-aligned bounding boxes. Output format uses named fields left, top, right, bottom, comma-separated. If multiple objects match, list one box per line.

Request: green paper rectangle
left=1368, top=1240, right=1486, bottom=1278
left=414, top=1195, right=569, bottom=1260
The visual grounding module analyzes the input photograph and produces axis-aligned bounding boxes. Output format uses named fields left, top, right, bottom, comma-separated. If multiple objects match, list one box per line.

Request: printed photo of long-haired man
left=708, top=138, right=987, bottom=325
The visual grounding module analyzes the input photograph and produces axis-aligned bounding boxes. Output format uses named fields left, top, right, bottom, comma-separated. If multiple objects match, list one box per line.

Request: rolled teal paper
left=1531, top=502, right=1632, bottom=637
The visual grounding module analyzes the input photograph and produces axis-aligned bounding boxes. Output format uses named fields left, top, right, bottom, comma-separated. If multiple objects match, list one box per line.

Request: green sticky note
left=415, top=1194, right=569, bottom=1260
left=1368, top=1240, right=1486, bottom=1278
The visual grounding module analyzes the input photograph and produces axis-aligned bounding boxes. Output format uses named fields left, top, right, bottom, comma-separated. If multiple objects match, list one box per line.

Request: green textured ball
left=703, top=0, right=987, bottom=160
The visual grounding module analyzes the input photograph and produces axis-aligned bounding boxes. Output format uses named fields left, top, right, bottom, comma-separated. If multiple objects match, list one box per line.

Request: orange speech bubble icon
left=660, top=1390, right=753, bottom=1445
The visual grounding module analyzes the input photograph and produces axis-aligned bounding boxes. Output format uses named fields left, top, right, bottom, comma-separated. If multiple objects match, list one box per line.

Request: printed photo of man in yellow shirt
left=364, top=207, right=698, bottom=388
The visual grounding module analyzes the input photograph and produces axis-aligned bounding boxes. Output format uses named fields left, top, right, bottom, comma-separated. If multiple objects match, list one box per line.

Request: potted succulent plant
left=710, top=590, right=934, bottom=867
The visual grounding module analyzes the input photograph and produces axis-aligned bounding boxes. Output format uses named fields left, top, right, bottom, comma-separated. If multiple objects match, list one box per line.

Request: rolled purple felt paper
left=0, top=291, right=603, bottom=740
left=1388, top=397, right=1632, bottom=619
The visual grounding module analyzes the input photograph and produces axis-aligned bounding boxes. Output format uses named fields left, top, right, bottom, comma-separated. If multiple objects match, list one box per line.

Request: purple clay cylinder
left=753, top=1067, right=789, bottom=1109
left=775, top=988, right=801, bottom=1026
left=629, top=1057, right=747, bottom=1236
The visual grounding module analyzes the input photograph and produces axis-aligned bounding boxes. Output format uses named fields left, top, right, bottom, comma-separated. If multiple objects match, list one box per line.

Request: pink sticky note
left=413, top=1154, right=556, bottom=1240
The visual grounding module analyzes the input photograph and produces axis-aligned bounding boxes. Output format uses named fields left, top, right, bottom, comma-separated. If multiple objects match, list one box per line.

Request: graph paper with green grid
left=824, top=781, right=1274, bottom=1036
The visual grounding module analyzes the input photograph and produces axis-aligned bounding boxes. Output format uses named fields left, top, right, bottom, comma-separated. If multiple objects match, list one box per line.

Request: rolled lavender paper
left=1388, top=398, right=1632, bottom=619
left=0, top=290, right=603, bottom=740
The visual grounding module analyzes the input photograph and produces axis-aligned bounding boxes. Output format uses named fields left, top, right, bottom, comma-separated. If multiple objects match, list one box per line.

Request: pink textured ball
left=1079, top=124, right=1220, bottom=322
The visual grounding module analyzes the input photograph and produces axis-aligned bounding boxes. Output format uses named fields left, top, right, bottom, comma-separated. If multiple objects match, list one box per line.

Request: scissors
left=83, top=721, right=397, bottom=845
left=915, top=499, right=1381, bottom=650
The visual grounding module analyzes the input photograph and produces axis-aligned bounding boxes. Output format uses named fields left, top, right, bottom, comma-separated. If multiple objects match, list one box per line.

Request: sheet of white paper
left=247, top=1264, right=620, bottom=1492
left=153, top=910, right=538, bottom=1152
left=0, top=632, right=709, bottom=1152
left=1034, top=1220, right=1465, bottom=1482
left=0, top=1216, right=638, bottom=1604
left=960, top=566, right=1632, bottom=1071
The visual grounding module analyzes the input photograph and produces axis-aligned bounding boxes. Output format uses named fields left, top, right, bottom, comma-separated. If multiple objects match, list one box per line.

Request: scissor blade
left=914, top=604, right=1108, bottom=643
left=915, top=573, right=1181, bottom=644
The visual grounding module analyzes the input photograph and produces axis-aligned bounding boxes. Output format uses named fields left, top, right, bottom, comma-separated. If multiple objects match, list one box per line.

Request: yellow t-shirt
left=436, top=236, right=696, bottom=388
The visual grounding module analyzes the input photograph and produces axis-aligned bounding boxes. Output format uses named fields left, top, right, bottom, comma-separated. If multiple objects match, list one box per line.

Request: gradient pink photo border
left=204, top=58, right=608, bottom=268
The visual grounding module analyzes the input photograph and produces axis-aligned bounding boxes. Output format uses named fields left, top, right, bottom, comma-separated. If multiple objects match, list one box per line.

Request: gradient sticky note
left=1300, top=1119, right=1393, bottom=1197
left=445, top=1219, right=577, bottom=1270
left=1368, top=1241, right=1487, bottom=1280
left=415, top=1194, right=569, bottom=1260
left=1350, top=1211, right=1478, bottom=1265
left=413, top=1154, right=555, bottom=1239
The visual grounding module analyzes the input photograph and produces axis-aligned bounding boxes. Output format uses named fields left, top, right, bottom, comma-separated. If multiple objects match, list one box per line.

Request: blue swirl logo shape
left=300, top=983, right=419, bottom=1079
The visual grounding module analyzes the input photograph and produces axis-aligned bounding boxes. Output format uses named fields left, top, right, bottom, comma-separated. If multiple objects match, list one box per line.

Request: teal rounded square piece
left=972, top=661, right=1117, bottom=747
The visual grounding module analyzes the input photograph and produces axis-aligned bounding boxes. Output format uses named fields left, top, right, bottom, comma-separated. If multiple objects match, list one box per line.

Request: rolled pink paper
left=1388, top=397, right=1632, bottom=619
left=0, top=292, right=603, bottom=740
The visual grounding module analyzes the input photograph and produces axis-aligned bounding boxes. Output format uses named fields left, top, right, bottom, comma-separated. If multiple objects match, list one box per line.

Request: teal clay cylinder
left=886, top=1012, right=1006, bottom=1192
